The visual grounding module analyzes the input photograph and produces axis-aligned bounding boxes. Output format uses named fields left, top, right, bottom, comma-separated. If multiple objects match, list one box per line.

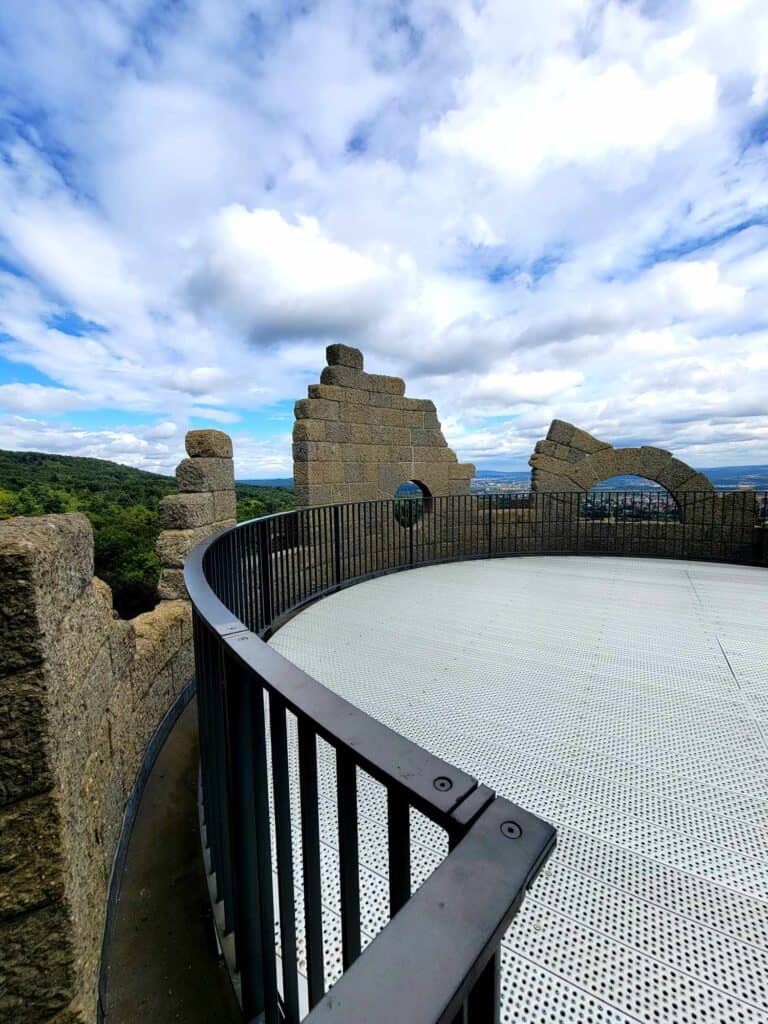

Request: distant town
left=243, top=465, right=768, bottom=493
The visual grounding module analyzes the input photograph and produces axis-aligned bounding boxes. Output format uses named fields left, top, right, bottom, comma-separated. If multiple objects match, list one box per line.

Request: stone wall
left=293, top=344, right=475, bottom=506
left=529, top=419, right=716, bottom=501
left=0, top=430, right=236, bottom=1023
left=156, top=429, right=237, bottom=600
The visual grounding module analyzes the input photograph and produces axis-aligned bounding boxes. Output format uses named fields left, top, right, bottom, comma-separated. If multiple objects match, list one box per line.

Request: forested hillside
left=0, top=450, right=294, bottom=617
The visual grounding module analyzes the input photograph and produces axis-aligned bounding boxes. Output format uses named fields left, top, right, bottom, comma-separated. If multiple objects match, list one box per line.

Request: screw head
left=500, top=820, right=522, bottom=839
left=433, top=776, right=453, bottom=792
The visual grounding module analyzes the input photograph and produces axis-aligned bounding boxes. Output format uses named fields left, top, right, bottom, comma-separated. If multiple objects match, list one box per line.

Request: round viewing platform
left=270, top=556, right=768, bottom=1024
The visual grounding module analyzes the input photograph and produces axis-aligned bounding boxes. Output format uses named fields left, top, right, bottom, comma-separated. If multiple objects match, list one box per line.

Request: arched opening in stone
left=393, top=480, right=432, bottom=528
left=584, top=476, right=681, bottom=523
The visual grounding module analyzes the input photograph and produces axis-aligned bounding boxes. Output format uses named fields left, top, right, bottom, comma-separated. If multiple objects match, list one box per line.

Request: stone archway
left=529, top=419, right=715, bottom=507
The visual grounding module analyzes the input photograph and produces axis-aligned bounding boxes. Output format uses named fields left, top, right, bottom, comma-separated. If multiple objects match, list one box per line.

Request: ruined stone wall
left=156, top=429, right=237, bottom=600
left=293, top=344, right=475, bottom=506
left=529, top=419, right=715, bottom=500
left=0, top=430, right=237, bottom=1023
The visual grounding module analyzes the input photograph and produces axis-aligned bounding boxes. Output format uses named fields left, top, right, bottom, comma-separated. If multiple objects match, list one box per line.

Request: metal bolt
left=500, top=820, right=522, bottom=839
left=433, top=776, right=453, bottom=792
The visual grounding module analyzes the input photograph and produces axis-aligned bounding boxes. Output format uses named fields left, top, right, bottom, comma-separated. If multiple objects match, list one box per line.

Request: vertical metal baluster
left=387, top=788, right=410, bottom=917
left=269, top=693, right=300, bottom=1023
left=249, top=676, right=279, bottom=1024
left=212, top=637, right=235, bottom=931
left=258, top=519, right=273, bottom=631
left=336, top=749, right=361, bottom=969
left=225, top=658, right=267, bottom=1020
left=298, top=721, right=325, bottom=1007
left=467, top=950, right=501, bottom=1024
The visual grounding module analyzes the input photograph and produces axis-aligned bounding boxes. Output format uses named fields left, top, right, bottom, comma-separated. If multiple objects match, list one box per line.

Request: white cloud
left=186, top=206, right=404, bottom=342
left=0, top=0, right=765, bottom=472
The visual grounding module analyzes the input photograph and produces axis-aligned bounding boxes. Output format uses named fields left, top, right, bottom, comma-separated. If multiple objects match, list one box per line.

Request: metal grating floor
left=269, top=556, right=768, bottom=1023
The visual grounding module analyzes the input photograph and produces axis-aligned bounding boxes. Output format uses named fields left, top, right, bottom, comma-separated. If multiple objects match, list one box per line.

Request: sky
left=1, top=0, right=767, bottom=478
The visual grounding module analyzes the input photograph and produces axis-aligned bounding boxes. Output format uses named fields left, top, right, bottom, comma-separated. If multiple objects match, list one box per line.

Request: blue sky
left=1, top=0, right=767, bottom=477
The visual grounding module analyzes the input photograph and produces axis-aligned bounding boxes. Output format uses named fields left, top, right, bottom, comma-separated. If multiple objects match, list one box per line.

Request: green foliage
left=236, top=482, right=295, bottom=522
left=0, top=449, right=294, bottom=619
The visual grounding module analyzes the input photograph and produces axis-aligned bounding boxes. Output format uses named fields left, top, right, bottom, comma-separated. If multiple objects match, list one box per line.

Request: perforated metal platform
left=269, top=556, right=768, bottom=1023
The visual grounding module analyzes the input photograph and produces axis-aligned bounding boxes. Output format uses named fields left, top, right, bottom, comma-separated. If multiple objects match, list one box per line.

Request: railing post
left=333, top=504, right=342, bottom=585
left=257, top=519, right=273, bottom=629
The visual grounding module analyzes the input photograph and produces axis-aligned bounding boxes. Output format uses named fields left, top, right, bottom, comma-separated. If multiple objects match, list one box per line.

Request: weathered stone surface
left=212, top=489, right=237, bottom=521
left=293, top=418, right=326, bottom=442
left=0, top=667, right=52, bottom=805
left=547, top=419, right=575, bottom=445
left=326, top=342, right=364, bottom=369
left=1, top=900, right=76, bottom=1020
left=569, top=426, right=610, bottom=454
left=176, top=457, right=234, bottom=493
left=321, top=364, right=366, bottom=389
left=0, top=514, right=92, bottom=675
left=0, top=792, right=64, bottom=918
left=293, top=347, right=474, bottom=504
left=185, top=428, right=233, bottom=459
left=157, top=568, right=187, bottom=601
left=638, top=446, right=673, bottom=479
left=364, top=373, right=406, bottom=396
left=295, top=398, right=339, bottom=421
left=155, top=525, right=212, bottom=568
left=158, top=492, right=214, bottom=529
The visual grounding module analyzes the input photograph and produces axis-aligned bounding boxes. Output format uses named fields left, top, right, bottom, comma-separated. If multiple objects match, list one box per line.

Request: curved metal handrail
left=185, top=498, right=560, bottom=1024
left=185, top=488, right=764, bottom=1024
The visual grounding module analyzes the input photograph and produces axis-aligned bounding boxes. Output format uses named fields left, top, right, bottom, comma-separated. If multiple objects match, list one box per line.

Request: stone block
left=295, top=398, right=339, bottom=421
left=157, top=569, right=187, bottom=601
left=326, top=343, right=364, bottom=369
left=423, top=410, right=441, bottom=429
left=345, top=424, right=374, bottom=445
left=0, top=899, right=76, bottom=1020
left=377, top=407, right=424, bottom=428
left=293, top=419, right=326, bottom=442
left=344, top=463, right=366, bottom=484
left=185, top=429, right=233, bottom=459
left=0, top=667, right=51, bottom=805
left=614, top=447, right=644, bottom=477
left=532, top=469, right=581, bottom=493
left=308, top=383, right=370, bottom=406
left=321, top=365, right=367, bottom=389
left=176, top=457, right=234, bottom=493
left=364, top=373, right=406, bottom=396
left=339, top=403, right=374, bottom=424
left=547, top=419, right=575, bottom=445
left=329, top=484, right=351, bottom=503
left=0, top=791, right=64, bottom=918
left=411, top=429, right=447, bottom=447
left=212, top=490, right=237, bottom=522
left=155, top=526, right=212, bottom=568
left=303, top=462, right=345, bottom=486
left=638, top=446, right=672, bottom=480
left=449, top=463, right=476, bottom=480
left=677, top=471, right=715, bottom=494
left=348, top=483, right=380, bottom=501
left=368, top=393, right=395, bottom=409
left=158, top=493, right=214, bottom=530
left=0, top=514, right=93, bottom=675
left=108, top=620, right=136, bottom=681
left=579, top=448, right=618, bottom=486
left=569, top=426, right=610, bottom=454
left=325, top=421, right=351, bottom=444
left=657, top=457, right=701, bottom=492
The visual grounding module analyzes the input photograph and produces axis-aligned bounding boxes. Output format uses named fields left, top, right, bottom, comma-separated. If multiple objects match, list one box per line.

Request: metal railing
left=184, top=489, right=765, bottom=1024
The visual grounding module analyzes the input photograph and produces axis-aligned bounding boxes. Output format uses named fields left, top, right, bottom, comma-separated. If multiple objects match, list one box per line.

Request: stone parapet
left=0, top=513, right=194, bottom=1022
left=293, top=346, right=474, bottom=506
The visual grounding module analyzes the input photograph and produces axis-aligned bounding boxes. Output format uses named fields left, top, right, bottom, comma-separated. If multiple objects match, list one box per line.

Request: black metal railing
left=185, top=489, right=765, bottom=1024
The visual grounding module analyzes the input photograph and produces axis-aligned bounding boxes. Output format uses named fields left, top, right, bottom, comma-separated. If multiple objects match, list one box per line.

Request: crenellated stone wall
left=0, top=429, right=236, bottom=1023
left=293, top=344, right=475, bottom=506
